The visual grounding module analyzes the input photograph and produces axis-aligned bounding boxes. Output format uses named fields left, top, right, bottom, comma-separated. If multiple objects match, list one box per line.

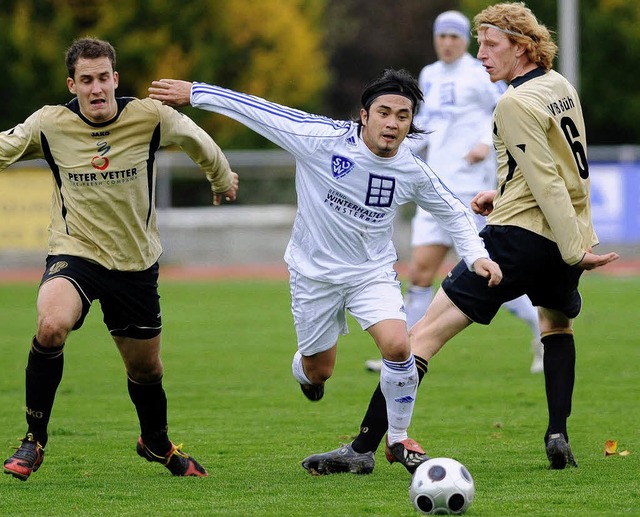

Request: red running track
left=0, top=259, right=637, bottom=284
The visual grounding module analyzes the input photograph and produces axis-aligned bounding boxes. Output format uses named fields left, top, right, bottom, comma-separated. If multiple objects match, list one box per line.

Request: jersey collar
left=511, top=67, right=546, bottom=88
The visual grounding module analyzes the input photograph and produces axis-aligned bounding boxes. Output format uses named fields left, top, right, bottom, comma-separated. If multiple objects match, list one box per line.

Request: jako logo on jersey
left=48, top=261, right=68, bottom=275
left=331, top=155, right=355, bottom=179
left=91, top=155, right=109, bottom=170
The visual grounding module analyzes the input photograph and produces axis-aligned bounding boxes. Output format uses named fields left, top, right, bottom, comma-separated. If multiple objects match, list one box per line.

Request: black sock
left=25, top=337, right=64, bottom=447
left=352, top=356, right=428, bottom=453
left=127, top=375, right=171, bottom=454
left=542, top=333, right=575, bottom=443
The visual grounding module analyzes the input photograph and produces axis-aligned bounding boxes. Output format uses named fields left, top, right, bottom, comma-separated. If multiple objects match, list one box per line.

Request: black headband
left=362, top=89, right=417, bottom=111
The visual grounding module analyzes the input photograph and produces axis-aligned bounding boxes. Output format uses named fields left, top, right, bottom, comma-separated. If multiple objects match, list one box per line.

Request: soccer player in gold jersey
left=1, top=38, right=238, bottom=480
left=302, top=2, right=619, bottom=474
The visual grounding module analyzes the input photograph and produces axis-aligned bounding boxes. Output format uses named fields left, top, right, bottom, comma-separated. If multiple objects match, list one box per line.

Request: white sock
left=291, top=351, right=311, bottom=385
left=380, top=355, right=418, bottom=444
left=503, top=295, right=540, bottom=339
left=405, top=285, right=433, bottom=329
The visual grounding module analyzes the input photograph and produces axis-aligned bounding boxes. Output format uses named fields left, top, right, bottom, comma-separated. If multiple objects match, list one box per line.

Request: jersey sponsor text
left=324, top=189, right=385, bottom=222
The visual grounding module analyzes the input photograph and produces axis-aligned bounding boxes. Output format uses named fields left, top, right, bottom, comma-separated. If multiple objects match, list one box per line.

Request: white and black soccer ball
left=409, top=457, right=475, bottom=515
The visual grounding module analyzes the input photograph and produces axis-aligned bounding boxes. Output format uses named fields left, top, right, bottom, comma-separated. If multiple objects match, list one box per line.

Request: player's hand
left=472, top=257, right=502, bottom=287
left=471, top=190, right=497, bottom=216
left=148, top=79, right=193, bottom=107
left=214, top=172, right=239, bottom=206
left=576, top=251, right=619, bottom=271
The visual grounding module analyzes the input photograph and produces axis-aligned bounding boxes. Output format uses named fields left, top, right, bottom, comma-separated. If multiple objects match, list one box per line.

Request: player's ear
left=360, top=107, right=368, bottom=126
left=113, top=70, right=119, bottom=90
left=67, top=77, right=76, bottom=95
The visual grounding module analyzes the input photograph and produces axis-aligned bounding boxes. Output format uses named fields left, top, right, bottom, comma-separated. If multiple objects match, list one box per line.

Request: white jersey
left=191, top=83, right=489, bottom=284
left=410, top=53, right=506, bottom=195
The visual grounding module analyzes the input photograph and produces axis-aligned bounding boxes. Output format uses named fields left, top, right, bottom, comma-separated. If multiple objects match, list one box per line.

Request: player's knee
left=410, top=253, right=442, bottom=286
left=128, top=370, right=163, bottom=385
left=36, top=317, right=71, bottom=347
left=538, top=307, right=572, bottom=333
left=380, top=338, right=411, bottom=362
left=409, top=267, right=436, bottom=287
left=301, top=356, right=333, bottom=384
left=127, top=359, right=164, bottom=383
left=305, top=365, right=333, bottom=385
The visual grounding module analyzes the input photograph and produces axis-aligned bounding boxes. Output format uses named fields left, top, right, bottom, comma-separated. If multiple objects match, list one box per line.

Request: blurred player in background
left=299, top=2, right=619, bottom=474
left=149, top=69, right=502, bottom=475
left=365, top=10, right=543, bottom=375
left=1, top=37, right=238, bottom=481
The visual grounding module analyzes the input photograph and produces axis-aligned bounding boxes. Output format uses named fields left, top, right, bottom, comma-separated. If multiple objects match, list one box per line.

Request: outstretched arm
left=149, top=79, right=193, bottom=107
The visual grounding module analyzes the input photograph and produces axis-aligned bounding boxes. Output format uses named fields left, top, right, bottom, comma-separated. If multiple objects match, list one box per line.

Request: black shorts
left=41, top=255, right=162, bottom=339
left=442, top=225, right=583, bottom=325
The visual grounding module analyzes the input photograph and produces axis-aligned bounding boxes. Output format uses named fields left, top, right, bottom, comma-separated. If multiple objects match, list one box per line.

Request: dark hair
left=359, top=69, right=425, bottom=136
left=65, top=38, right=116, bottom=79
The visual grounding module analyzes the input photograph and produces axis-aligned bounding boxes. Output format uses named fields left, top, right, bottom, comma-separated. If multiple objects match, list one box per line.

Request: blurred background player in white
left=149, top=69, right=502, bottom=475
left=364, top=11, right=544, bottom=375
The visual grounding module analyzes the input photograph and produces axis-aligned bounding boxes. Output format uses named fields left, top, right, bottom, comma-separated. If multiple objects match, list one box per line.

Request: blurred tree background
left=1, top=0, right=639, bottom=147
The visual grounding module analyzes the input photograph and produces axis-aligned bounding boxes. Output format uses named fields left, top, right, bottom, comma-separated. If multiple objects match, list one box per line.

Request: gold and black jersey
left=0, top=97, right=233, bottom=271
left=488, top=68, right=598, bottom=266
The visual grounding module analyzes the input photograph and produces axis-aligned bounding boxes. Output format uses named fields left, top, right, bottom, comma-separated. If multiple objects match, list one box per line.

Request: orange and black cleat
left=136, top=437, right=208, bottom=477
left=3, top=433, right=45, bottom=481
left=385, top=437, right=429, bottom=474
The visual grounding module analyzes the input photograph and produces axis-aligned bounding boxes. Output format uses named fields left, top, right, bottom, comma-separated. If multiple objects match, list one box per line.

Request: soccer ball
left=409, top=457, right=475, bottom=515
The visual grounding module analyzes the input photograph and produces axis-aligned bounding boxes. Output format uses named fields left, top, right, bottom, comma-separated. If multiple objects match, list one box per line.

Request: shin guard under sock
left=542, top=333, right=575, bottom=442
left=127, top=375, right=171, bottom=454
left=382, top=356, right=418, bottom=444
left=25, top=337, right=64, bottom=447
left=352, top=356, right=428, bottom=453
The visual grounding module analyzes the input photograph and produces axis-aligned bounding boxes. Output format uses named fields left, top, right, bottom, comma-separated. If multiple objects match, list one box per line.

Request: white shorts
left=289, top=268, right=406, bottom=356
left=410, top=193, right=487, bottom=248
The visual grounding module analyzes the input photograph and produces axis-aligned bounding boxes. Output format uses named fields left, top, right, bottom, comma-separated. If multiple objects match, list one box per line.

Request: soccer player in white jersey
left=366, top=10, right=544, bottom=375
left=1, top=38, right=238, bottom=481
left=295, top=2, right=620, bottom=474
left=149, top=69, right=503, bottom=475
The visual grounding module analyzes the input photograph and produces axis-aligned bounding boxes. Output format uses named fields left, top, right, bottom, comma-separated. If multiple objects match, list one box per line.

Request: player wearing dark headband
left=149, top=69, right=502, bottom=475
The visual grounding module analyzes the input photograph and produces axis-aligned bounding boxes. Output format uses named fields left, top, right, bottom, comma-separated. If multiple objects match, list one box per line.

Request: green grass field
left=0, top=274, right=637, bottom=516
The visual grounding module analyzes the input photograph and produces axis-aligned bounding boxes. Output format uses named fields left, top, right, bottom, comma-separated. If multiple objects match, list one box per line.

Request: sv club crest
left=331, top=155, right=355, bottom=179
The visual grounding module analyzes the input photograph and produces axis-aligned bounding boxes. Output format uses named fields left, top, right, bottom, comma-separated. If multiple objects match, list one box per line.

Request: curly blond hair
left=473, top=2, right=558, bottom=70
